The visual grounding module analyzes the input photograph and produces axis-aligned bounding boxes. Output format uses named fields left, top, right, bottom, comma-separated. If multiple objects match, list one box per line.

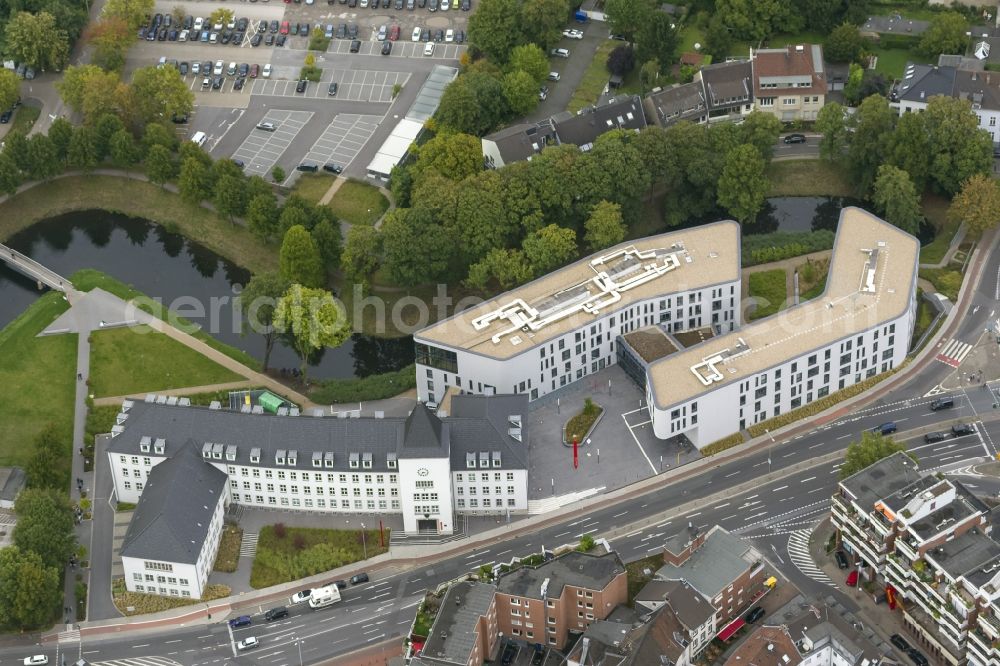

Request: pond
left=0, top=211, right=413, bottom=380
left=748, top=196, right=936, bottom=244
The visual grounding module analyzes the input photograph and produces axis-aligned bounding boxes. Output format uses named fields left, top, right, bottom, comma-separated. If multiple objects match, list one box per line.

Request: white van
left=190, top=131, right=207, bottom=147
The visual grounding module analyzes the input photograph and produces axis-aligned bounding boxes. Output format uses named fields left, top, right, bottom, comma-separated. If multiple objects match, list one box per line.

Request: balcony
left=897, top=539, right=918, bottom=561
left=904, top=605, right=966, bottom=664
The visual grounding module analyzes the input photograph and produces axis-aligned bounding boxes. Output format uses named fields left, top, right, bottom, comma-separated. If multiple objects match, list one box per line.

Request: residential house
left=751, top=45, right=827, bottom=121
left=481, top=120, right=557, bottom=169
left=412, top=581, right=499, bottom=666
left=643, top=60, right=752, bottom=129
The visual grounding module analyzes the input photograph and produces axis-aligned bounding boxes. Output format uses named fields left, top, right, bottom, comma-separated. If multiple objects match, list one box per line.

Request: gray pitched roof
left=497, top=551, right=625, bottom=599
left=896, top=63, right=958, bottom=103
left=107, top=395, right=527, bottom=473
left=655, top=526, right=759, bottom=600
left=636, top=579, right=713, bottom=630
left=643, top=82, right=706, bottom=127
left=420, top=581, right=496, bottom=665
left=698, top=60, right=753, bottom=111
left=551, top=95, right=647, bottom=150
left=483, top=121, right=557, bottom=165
left=119, top=443, right=227, bottom=564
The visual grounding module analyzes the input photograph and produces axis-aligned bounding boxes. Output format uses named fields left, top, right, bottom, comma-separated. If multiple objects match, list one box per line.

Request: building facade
left=413, top=581, right=499, bottom=666
left=414, top=223, right=742, bottom=405
left=644, top=208, right=919, bottom=448
left=108, top=394, right=529, bottom=538
left=494, top=551, right=628, bottom=649
left=751, top=45, right=827, bottom=121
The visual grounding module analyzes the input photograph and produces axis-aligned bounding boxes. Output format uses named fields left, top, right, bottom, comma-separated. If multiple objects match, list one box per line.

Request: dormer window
left=202, top=442, right=212, bottom=459
left=387, top=453, right=397, bottom=470
left=312, top=452, right=322, bottom=468
left=225, top=445, right=237, bottom=462
left=288, top=450, right=297, bottom=466
left=479, top=452, right=489, bottom=469
left=153, top=438, right=165, bottom=455
left=349, top=452, right=360, bottom=469
left=324, top=452, right=335, bottom=468
left=140, top=436, right=151, bottom=453
left=250, top=447, right=261, bottom=464
left=492, top=451, right=502, bottom=468
left=362, top=452, right=372, bottom=469
left=466, top=452, right=476, bottom=469
left=276, top=449, right=286, bottom=466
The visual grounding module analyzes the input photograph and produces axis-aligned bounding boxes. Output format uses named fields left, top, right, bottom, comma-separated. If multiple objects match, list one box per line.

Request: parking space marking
left=328, top=38, right=465, bottom=60
left=248, top=70, right=408, bottom=102
left=296, top=113, right=382, bottom=178
left=231, top=110, right=314, bottom=177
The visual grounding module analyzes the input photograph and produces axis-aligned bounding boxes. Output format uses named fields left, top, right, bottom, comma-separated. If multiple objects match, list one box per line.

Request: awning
left=718, top=618, right=746, bottom=642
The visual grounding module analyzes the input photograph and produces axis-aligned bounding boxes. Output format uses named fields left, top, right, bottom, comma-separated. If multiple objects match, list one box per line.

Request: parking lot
left=254, top=70, right=409, bottom=101
left=296, top=113, right=381, bottom=178
left=328, top=37, right=463, bottom=58
left=230, top=110, right=313, bottom=176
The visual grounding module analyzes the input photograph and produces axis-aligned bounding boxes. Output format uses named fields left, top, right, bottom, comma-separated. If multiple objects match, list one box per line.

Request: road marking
left=613, top=511, right=628, bottom=518
left=800, top=476, right=817, bottom=483
left=621, top=412, right=658, bottom=474
left=714, top=503, right=730, bottom=509
left=773, top=485, right=788, bottom=492
left=836, top=434, right=851, bottom=440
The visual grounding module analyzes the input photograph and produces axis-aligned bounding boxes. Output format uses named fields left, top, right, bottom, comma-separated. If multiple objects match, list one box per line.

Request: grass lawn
left=568, top=39, right=618, bottom=113
left=73, top=268, right=262, bottom=371
left=251, top=524, right=389, bottom=589
left=565, top=399, right=603, bottom=442
left=625, top=554, right=663, bottom=605
left=800, top=275, right=827, bottom=301
left=88, top=324, right=245, bottom=397
left=678, top=25, right=706, bottom=53
left=748, top=269, right=788, bottom=320
left=412, top=594, right=441, bottom=638
left=766, top=160, right=854, bottom=197
left=920, top=267, right=963, bottom=301
left=10, top=105, right=40, bottom=134
left=871, top=47, right=922, bottom=80
left=768, top=32, right=828, bottom=48
left=213, top=525, right=243, bottom=573
left=112, top=578, right=230, bottom=615
left=0, top=176, right=278, bottom=276
left=919, top=193, right=960, bottom=265
left=0, top=292, right=76, bottom=470
left=293, top=173, right=337, bottom=205
left=327, top=180, right=390, bottom=226
left=910, top=290, right=935, bottom=348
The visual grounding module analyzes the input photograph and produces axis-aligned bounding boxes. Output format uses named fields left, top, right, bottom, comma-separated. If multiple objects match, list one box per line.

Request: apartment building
left=107, top=394, right=529, bottom=550
left=412, top=581, right=499, bottom=666
left=751, top=45, right=827, bottom=121
left=119, top=443, right=228, bottom=598
left=644, top=60, right=754, bottom=128
left=832, top=451, right=1000, bottom=666
left=413, top=222, right=741, bottom=405
left=641, top=207, right=918, bottom=448
left=494, top=551, right=628, bottom=649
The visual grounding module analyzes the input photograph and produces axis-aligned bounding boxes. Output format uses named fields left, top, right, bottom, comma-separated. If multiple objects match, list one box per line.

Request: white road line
left=622, top=412, right=658, bottom=474
left=800, top=476, right=817, bottom=483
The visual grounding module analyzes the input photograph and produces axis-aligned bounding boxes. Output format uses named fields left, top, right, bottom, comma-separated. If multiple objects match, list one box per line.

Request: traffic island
left=563, top=398, right=603, bottom=447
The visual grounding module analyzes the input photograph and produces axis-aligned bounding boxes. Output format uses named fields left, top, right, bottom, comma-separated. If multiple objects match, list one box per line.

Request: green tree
left=0, top=547, right=61, bottom=629
left=739, top=112, right=783, bottom=160
left=3, top=132, right=30, bottom=175
left=508, top=44, right=549, bottom=84
left=311, top=219, right=342, bottom=278
left=848, top=95, right=895, bottom=193
left=279, top=205, right=311, bottom=236
left=0, top=154, right=22, bottom=196
left=94, top=113, right=127, bottom=157
left=885, top=112, right=931, bottom=191
left=280, top=225, right=325, bottom=288
left=56, top=65, right=121, bottom=122
left=14, top=489, right=75, bottom=569
left=341, top=225, right=382, bottom=289
left=109, top=129, right=140, bottom=171
left=639, top=59, right=662, bottom=94
left=717, top=144, right=768, bottom=223
left=239, top=272, right=290, bottom=371
left=178, top=156, right=213, bottom=204
left=947, top=174, right=1000, bottom=235
left=437, top=71, right=508, bottom=136
left=145, top=145, right=176, bottom=187
left=843, top=62, right=864, bottom=105
left=48, top=117, right=74, bottom=161
left=24, top=424, right=67, bottom=491
left=604, top=0, right=656, bottom=43
left=923, top=95, right=993, bottom=196
left=88, top=16, right=134, bottom=71
left=272, top=165, right=286, bottom=184
left=839, top=431, right=915, bottom=479
left=714, top=0, right=800, bottom=42
left=246, top=193, right=280, bottom=241
left=502, top=70, right=540, bottom=117
left=520, top=0, right=570, bottom=48
left=467, top=0, right=521, bottom=62
left=0, top=70, right=20, bottom=114
left=126, top=66, right=195, bottom=130
left=637, top=11, right=679, bottom=70
left=380, top=207, right=454, bottom=286
left=918, top=11, right=969, bottom=59
left=208, top=8, right=235, bottom=28
left=27, top=134, right=61, bottom=181
left=871, top=165, right=922, bottom=235
left=704, top=13, right=733, bottom=60
left=102, top=0, right=156, bottom=30
left=584, top=201, right=626, bottom=252
left=213, top=174, right=247, bottom=223
left=466, top=248, right=533, bottom=291
left=273, top=285, right=351, bottom=380
left=142, top=122, right=178, bottom=153
left=815, top=102, right=849, bottom=163
left=66, top=126, right=99, bottom=170
left=523, top=224, right=577, bottom=275
left=606, top=45, right=636, bottom=77
left=824, top=22, right=864, bottom=63
left=414, top=132, right=483, bottom=181
left=5, top=11, right=69, bottom=71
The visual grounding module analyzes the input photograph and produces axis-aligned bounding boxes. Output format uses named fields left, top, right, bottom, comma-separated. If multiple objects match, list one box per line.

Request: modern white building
left=413, top=223, right=742, bottom=405
left=108, top=394, right=529, bottom=552
left=643, top=208, right=919, bottom=448
left=119, top=443, right=228, bottom=599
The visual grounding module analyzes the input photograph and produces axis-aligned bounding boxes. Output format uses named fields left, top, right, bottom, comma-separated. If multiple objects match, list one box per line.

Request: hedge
left=747, top=364, right=906, bottom=439
left=742, top=230, right=835, bottom=267
left=701, top=432, right=745, bottom=456
left=309, top=363, right=417, bottom=404
left=873, top=33, right=921, bottom=50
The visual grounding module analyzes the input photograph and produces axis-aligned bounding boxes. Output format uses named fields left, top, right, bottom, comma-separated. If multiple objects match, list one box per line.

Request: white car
left=551, top=47, right=570, bottom=58
left=237, top=637, right=259, bottom=651
left=440, top=0, right=448, bottom=10
left=262, top=63, right=272, bottom=78
left=213, top=21, right=223, bottom=31
left=424, top=42, right=434, bottom=56
left=23, top=658, right=48, bottom=666
left=562, top=28, right=584, bottom=39
left=290, top=589, right=312, bottom=605
left=547, top=71, right=560, bottom=81
left=226, top=17, right=236, bottom=30
left=209, top=32, right=218, bottom=44
left=213, top=60, right=224, bottom=76
left=193, top=16, right=204, bottom=30
left=178, top=29, right=188, bottom=41
left=192, top=62, right=201, bottom=75
left=412, top=26, right=421, bottom=41
left=227, top=61, right=237, bottom=76
left=361, top=0, right=369, bottom=5
left=445, top=28, right=453, bottom=42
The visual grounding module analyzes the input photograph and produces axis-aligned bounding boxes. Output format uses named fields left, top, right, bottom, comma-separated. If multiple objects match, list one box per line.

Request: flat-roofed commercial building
left=413, top=223, right=742, bottom=404
left=645, top=208, right=919, bottom=448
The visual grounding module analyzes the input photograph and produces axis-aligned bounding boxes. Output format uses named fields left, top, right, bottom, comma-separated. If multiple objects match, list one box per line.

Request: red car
left=846, top=570, right=859, bottom=587
left=279, top=21, right=290, bottom=34
left=388, top=24, right=400, bottom=41
left=249, top=63, right=259, bottom=78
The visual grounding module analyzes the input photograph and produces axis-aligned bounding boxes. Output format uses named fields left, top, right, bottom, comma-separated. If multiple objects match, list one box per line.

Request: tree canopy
left=872, top=165, right=922, bottom=236
left=273, top=285, right=350, bottom=380
left=840, top=431, right=915, bottom=479
left=918, top=11, right=969, bottom=59
left=947, top=174, right=1000, bottom=235
left=279, top=225, right=326, bottom=288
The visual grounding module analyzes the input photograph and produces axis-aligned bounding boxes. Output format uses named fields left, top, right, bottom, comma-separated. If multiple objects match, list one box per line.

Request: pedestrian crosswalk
left=937, top=339, right=973, bottom=368
left=57, top=628, right=80, bottom=643
left=787, top=529, right=836, bottom=587
left=239, top=531, right=259, bottom=558
left=93, top=657, right=183, bottom=666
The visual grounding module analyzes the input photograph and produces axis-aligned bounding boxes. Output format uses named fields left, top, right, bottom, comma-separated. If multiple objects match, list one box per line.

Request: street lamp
left=296, top=638, right=304, bottom=666
left=360, top=522, right=367, bottom=559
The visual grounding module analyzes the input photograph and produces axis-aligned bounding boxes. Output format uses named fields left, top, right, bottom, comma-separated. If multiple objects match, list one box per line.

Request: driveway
left=528, top=22, right=607, bottom=121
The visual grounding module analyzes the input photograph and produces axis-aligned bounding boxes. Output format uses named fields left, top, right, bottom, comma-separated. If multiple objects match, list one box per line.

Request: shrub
left=875, top=33, right=921, bottom=50
left=742, top=230, right=835, bottom=267
left=700, top=432, right=744, bottom=456
left=577, top=534, right=596, bottom=552
left=309, top=364, right=417, bottom=404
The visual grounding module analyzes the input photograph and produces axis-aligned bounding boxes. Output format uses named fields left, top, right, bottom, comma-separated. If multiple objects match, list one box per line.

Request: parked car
left=265, top=606, right=289, bottom=621
left=501, top=644, right=517, bottom=665
left=562, top=28, right=583, bottom=39
left=265, top=33, right=275, bottom=45
left=229, top=615, right=252, bottom=628
left=388, top=24, right=400, bottom=41
left=191, top=61, right=201, bottom=75
left=213, top=60, right=224, bottom=75
left=953, top=423, right=975, bottom=436
left=930, top=397, right=955, bottom=411
left=412, top=26, right=422, bottom=41
left=325, top=24, right=334, bottom=38
left=348, top=23, right=359, bottom=38
left=455, top=29, right=465, bottom=43
left=296, top=79, right=307, bottom=93
left=872, top=422, right=897, bottom=436
left=297, top=162, right=319, bottom=172
left=249, top=63, right=259, bottom=77
left=423, top=42, right=434, bottom=56
left=212, top=76, right=223, bottom=89
left=251, top=33, right=262, bottom=46
left=745, top=606, right=765, bottom=623
left=538, top=85, right=548, bottom=100
left=433, top=28, right=444, bottom=42
left=924, top=431, right=947, bottom=443
left=236, top=637, right=259, bottom=651
left=233, top=77, right=245, bottom=90
left=908, top=649, right=929, bottom=666
left=323, top=163, right=343, bottom=174
left=461, top=0, right=470, bottom=8
left=0, top=109, right=11, bottom=124
left=276, top=35, right=287, bottom=46
left=891, top=634, right=912, bottom=652
left=256, top=121, right=277, bottom=131
left=834, top=550, right=849, bottom=569
left=547, top=71, right=560, bottom=81
left=328, top=82, right=338, bottom=96
left=238, top=62, right=249, bottom=77
left=445, top=28, right=453, bottom=42
left=376, top=24, right=387, bottom=40
left=350, top=572, right=370, bottom=585
left=201, top=77, right=211, bottom=89
left=783, top=133, right=807, bottom=144
left=381, top=41, right=392, bottom=55
left=280, top=21, right=290, bottom=34
left=550, top=47, right=570, bottom=58
left=231, top=158, right=245, bottom=167
left=337, top=23, right=348, bottom=38
left=172, top=113, right=189, bottom=124
left=845, top=570, right=859, bottom=587
left=421, top=28, right=431, bottom=41
left=330, top=579, right=348, bottom=589
left=23, top=658, right=48, bottom=666
left=350, top=40, right=361, bottom=52
left=290, top=589, right=312, bottom=604
left=262, top=63, right=272, bottom=78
